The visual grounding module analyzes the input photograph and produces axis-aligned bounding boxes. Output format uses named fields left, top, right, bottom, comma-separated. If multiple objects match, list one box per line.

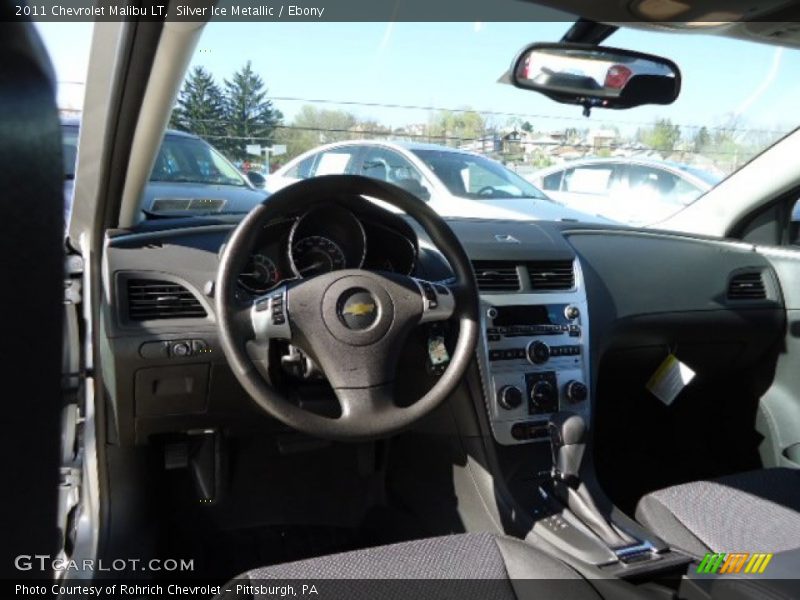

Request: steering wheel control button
left=565, top=380, right=588, bottom=404
left=338, top=289, right=379, bottom=330
left=527, top=340, right=551, bottom=364
left=497, top=385, right=523, bottom=410
left=415, top=278, right=455, bottom=324
left=419, top=281, right=439, bottom=309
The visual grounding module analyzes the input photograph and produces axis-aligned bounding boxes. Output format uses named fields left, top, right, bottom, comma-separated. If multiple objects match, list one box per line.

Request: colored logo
left=338, top=289, right=379, bottom=330
left=342, top=302, right=376, bottom=317
left=696, top=552, right=773, bottom=575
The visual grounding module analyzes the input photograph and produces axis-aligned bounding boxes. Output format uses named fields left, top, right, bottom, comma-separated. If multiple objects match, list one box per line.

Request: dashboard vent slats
left=471, top=261, right=521, bottom=292
left=727, top=272, right=766, bottom=301
left=527, top=260, right=575, bottom=291
left=127, top=279, right=207, bottom=321
left=150, top=198, right=226, bottom=213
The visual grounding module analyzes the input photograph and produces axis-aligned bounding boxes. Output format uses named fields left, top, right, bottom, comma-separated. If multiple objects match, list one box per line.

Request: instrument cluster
left=237, top=204, right=417, bottom=295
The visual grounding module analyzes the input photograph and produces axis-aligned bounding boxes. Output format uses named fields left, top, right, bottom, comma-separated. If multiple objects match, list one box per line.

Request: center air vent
left=727, top=272, right=766, bottom=301
left=527, top=261, right=575, bottom=291
left=471, top=261, right=520, bottom=292
left=127, top=279, right=207, bottom=321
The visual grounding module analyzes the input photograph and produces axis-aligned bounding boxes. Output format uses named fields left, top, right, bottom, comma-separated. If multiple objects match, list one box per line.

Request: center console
left=478, top=262, right=590, bottom=445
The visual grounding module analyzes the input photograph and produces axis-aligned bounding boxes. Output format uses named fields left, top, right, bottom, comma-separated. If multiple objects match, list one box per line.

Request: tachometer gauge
left=292, top=236, right=347, bottom=276
left=239, top=253, right=280, bottom=293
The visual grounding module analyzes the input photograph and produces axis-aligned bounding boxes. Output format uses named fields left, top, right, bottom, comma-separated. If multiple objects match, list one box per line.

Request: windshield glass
left=412, top=149, right=549, bottom=200
left=150, top=135, right=247, bottom=186
left=39, top=21, right=800, bottom=226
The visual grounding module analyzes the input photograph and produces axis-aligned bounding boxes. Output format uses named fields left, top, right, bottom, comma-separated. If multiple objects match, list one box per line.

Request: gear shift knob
left=549, top=412, right=586, bottom=482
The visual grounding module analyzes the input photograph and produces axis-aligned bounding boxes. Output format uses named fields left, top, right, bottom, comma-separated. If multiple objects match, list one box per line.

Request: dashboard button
left=139, top=341, right=169, bottom=359
left=527, top=341, right=550, bottom=364
left=565, top=380, right=588, bottom=403
left=497, top=385, right=523, bottom=410
left=171, top=341, right=192, bottom=357
left=191, top=339, right=209, bottom=354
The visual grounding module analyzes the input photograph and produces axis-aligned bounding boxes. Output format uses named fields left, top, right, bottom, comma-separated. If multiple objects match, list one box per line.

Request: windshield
left=39, top=21, right=800, bottom=226
left=412, top=149, right=549, bottom=200
left=150, top=135, right=247, bottom=187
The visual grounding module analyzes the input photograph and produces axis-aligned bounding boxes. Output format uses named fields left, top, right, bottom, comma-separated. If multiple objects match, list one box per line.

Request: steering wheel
left=477, top=185, right=499, bottom=196
left=216, top=175, right=479, bottom=440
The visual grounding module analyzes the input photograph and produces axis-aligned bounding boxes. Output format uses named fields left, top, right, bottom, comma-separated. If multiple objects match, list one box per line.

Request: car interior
left=9, top=2, right=800, bottom=599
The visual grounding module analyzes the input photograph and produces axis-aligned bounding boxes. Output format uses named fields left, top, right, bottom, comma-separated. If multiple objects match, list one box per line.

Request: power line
left=198, top=126, right=758, bottom=158
left=58, top=80, right=792, bottom=136
left=266, top=95, right=793, bottom=137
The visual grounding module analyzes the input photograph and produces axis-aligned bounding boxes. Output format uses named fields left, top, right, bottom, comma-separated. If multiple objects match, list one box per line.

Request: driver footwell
left=152, top=434, right=428, bottom=582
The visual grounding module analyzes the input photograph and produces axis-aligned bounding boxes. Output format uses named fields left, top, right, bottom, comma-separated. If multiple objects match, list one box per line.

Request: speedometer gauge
left=239, top=253, right=280, bottom=293
left=292, top=236, right=346, bottom=276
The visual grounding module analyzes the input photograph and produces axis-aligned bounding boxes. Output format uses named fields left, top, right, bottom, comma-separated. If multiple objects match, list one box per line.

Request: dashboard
left=101, top=209, right=787, bottom=448
left=236, top=204, right=417, bottom=296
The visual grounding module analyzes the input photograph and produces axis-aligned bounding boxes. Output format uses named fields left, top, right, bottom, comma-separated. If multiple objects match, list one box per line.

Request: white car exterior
left=267, top=140, right=613, bottom=224
left=530, top=158, right=722, bottom=226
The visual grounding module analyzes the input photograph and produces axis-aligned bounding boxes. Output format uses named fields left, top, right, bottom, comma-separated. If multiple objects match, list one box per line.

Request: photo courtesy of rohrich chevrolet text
left=4, top=0, right=800, bottom=598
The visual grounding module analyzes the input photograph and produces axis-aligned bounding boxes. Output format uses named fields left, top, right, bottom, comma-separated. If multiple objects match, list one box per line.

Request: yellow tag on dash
left=645, top=354, right=695, bottom=406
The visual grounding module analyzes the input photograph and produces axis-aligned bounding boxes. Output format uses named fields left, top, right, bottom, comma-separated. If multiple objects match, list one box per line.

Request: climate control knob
left=565, top=305, right=580, bottom=320
left=565, top=380, right=588, bottom=403
left=530, top=380, right=558, bottom=414
left=527, top=341, right=550, bottom=364
left=497, top=385, right=523, bottom=410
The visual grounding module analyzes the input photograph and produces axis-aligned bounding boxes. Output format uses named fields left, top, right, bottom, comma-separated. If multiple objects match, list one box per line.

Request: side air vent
left=527, top=260, right=575, bottom=291
left=727, top=272, right=766, bottom=301
left=127, top=279, right=207, bottom=321
left=471, top=261, right=521, bottom=292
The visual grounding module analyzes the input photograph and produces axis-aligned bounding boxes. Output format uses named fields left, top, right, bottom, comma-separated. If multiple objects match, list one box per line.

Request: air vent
left=471, top=261, right=521, bottom=292
left=527, top=261, right=575, bottom=291
left=150, top=198, right=226, bottom=213
left=727, top=272, right=766, bottom=301
left=127, top=279, right=207, bottom=321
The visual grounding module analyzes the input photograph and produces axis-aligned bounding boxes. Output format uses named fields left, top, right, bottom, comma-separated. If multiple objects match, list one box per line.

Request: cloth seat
left=221, top=532, right=602, bottom=600
left=636, top=468, right=800, bottom=556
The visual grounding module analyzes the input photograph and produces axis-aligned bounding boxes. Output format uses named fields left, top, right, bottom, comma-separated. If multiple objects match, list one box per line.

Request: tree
left=222, top=61, right=283, bottom=160
left=169, top=67, right=226, bottom=140
left=275, top=105, right=359, bottom=159
left=693, top=126, right=711, bottom=153
left=428, top=109, right=486, bottom=146
left=521, top=121, right=533, bottom=133
left=638, top=118, right=682, bottom=158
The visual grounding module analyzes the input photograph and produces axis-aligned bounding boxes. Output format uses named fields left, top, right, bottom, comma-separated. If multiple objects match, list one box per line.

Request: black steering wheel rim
left=216, top=175, right=479, bottom=440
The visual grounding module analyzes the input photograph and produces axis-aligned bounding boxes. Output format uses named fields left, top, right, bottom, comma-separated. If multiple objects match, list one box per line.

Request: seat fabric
left=221, top=532, right=602, bottom=600
left=636, top=468, right=800, bottom=556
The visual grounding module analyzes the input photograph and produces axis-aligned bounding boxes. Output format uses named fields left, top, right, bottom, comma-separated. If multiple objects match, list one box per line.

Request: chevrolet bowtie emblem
left=342, top=302, right=376, bottom=317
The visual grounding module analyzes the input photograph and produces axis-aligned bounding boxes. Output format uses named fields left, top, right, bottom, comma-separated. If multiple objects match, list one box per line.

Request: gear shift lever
left=549, top=412, right=635, bottom=549
left=549, top=411, right=586, bottom=483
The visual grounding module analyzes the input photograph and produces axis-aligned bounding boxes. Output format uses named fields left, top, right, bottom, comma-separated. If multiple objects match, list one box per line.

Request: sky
left=35, top=20, right=800, bottom=139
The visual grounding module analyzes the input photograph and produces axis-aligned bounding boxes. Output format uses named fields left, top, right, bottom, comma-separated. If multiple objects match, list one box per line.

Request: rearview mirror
left=510, top=43, right=680, bottom=115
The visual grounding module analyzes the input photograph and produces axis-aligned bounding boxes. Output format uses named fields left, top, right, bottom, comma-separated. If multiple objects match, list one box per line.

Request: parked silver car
left=530, top=157, right=722, bottom=226
left=268, top=140, right=613, bottom=224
